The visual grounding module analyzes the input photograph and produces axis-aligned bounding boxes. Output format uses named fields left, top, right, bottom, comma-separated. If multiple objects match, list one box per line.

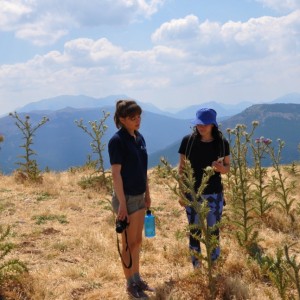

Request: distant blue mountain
left=171, top=101, right=253, bottom=119
left=171, top=92, right=300, bottom=120
left=270, top=92, right=300, bottom=104
left=18, top=94, right=126, bottom=112
left=150, top=103, right=300, bottom=167
left=1, top=94, right=299, bottom=174
left=17, top=95, right=252, bottom=119
left=17, top=92, right=300, bottom=122
left=17, top=94, right=174, bottom=118
left=0, top=106, right=190, bottom=174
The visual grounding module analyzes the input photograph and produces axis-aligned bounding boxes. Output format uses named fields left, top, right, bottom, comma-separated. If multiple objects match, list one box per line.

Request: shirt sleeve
left=224, top=139, right=230, bottom=156
left=178, top=135, right=189, bottom=155
left=108, top=134, right=124, bottom=165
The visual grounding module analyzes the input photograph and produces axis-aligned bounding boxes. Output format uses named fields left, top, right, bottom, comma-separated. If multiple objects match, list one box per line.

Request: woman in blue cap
left=178, top=108, right=230, bottom=268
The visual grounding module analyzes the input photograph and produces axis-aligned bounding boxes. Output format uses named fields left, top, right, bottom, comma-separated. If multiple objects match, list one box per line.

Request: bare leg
left=121, top=208, right=145, bottom=279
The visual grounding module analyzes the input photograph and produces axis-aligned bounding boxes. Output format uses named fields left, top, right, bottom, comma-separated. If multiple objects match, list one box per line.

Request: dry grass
left=0, top=166, right=299, bottom=300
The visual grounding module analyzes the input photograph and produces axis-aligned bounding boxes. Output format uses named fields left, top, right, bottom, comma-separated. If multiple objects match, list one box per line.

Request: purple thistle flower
left=263, top=138, right=272, bottom=145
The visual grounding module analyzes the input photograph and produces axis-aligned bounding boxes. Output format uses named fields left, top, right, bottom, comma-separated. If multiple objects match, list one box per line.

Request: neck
left=201, top=135, right=213, bottom=142
left=127, top=129, right=136, bottom=137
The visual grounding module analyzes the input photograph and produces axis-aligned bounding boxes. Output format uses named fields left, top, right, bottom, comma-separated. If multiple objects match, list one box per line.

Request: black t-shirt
left=108, top=127, right=148, bottom=195
left=178, top=132, right=230, bottom=194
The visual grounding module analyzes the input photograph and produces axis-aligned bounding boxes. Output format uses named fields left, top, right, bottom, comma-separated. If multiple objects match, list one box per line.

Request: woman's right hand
left=118, top=203, right=128, bottom=221
left=178, top=198, right=186, bottom=207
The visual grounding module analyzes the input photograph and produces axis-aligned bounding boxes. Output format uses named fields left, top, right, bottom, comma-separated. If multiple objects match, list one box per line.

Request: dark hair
left=114, top=100, right=142, bottom=129
left=211, top=125, right=223, bottom=141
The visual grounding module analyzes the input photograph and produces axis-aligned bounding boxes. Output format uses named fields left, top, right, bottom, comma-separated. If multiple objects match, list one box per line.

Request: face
left=120, top=114, right=141, bottom=132
left=196, top=124, right=214, bottom=136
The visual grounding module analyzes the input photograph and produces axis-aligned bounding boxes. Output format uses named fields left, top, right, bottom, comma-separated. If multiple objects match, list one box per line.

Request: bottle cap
left=146, top=209, right=151, bottom=216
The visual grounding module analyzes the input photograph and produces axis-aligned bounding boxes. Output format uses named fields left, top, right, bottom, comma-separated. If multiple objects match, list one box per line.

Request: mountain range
left=151, top=103, right=300, bottom=167
left=16, top=92, right=300, bottom=118
left=0, top=93, right=300, bottom=174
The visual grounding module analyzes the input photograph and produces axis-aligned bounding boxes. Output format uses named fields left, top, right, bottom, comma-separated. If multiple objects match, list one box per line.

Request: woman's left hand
left=212, top=160, right=223, bottom=173
left=145, top=194, right=151, bottom=209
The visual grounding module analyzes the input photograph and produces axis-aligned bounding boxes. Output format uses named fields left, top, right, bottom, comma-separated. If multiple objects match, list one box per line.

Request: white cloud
left=152, top=11, right=300, bottom=64
left=1, top=8, right=300, bottom=113
left=255, top=0, right=300, bottom=12
left=0, top=0, right=165, bottom=45
left=63, top=38, right=124, bottom=67
left=151, top=14, right=200, bottom=41
left=0, top=0, right=32, bottom=29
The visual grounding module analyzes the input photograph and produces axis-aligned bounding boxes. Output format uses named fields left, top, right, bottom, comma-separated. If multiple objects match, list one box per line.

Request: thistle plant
left=283, top=244, right=300, bottom=299
left=285, top=162, right=299, bottom=176
left=0, top=225, right=27, bottom=283
left=9, top=112, right=49, bottom=182
left=250, top=136, right=274, bottom=218
left=75, top=110, right=112, bottom=191
left=0, top=135, right=3, bottom=171
left=269, top=139, right=296, bottom=216
left=226, top=122, right=260, bottom=253
left=259, top=248, right=290, bottom=300
left=160, top=157, right=219, bottom=299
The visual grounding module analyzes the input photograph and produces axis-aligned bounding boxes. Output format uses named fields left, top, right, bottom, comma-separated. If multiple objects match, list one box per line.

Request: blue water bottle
left=144, top=209, right=155, bottom=238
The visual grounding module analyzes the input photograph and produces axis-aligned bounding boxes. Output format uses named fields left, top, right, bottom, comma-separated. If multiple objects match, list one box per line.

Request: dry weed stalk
left=160, top=157, right=221, bottom=299
left=9, top=112, right=49, bottom=183
left=75, top=110, right=112, bottom=192
left=0, top=226, right=27, bottom=284
left=269, top=139, right=297, bottom=218
left=226, top=123, right=260, bottom=253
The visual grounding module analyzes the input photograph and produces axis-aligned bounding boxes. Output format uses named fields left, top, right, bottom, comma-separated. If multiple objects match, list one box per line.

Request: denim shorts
left=112, top=193, right=146, bottom=215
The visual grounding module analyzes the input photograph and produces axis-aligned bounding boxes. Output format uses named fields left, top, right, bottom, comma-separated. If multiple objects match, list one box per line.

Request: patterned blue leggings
left=185, top=193, right=224, bottom=267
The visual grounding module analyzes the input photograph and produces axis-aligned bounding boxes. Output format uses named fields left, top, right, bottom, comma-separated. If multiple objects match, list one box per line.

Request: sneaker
left=136, top=279, right=155, bottom=292
left=193, top=261, right=201, bottom=269
left=127, top=282, right=149, bottom=299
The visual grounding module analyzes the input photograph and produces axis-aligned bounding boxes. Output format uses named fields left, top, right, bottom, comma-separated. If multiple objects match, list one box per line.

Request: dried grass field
left=0, top=165, right=299, bottom=300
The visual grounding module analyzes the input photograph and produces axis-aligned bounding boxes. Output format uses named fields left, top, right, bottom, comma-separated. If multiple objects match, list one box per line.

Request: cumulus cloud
left=1, top=6, right=300, bottom=112
left=0, top=36, right=173, bottom=108
left=255, top=0, right=300, bottom=12
left=0, top=0, right=164, bottom=45
left=0, top=0, right=32, bottom=29
left=151, top=14, right=200, bottom=41
left=62, top=38, right=124, bottom=68
left=152, top=11, right=300, bottom=64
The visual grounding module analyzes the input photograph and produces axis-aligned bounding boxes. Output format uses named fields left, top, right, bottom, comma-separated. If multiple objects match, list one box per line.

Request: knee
left=128, top=237, right=142, bottom=251
left=135, top=235, right=143, bottom=247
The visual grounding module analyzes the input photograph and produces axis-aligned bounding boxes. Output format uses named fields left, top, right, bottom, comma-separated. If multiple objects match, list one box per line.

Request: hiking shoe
left=192, top=258, right=201, bottom=269
left=136, top=279, right=155, bottom=292
left=127, top=282, right=149, bottom=299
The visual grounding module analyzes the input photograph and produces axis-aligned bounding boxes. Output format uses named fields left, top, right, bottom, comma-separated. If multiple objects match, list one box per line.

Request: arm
left=178, top=154, right=186, bottom=177
left=111, top=164, right=128, bottom=221
left=144, top=177, right=151, bottom=209
left=178, top=154, right=187, bottom=207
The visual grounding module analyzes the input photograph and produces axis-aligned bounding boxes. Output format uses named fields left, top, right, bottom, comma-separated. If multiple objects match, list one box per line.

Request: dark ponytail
left=114, top=100, right=142, bottom=129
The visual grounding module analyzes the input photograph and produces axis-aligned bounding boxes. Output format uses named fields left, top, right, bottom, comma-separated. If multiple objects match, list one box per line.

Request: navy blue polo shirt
left=108, top=127, right=148, bottom=195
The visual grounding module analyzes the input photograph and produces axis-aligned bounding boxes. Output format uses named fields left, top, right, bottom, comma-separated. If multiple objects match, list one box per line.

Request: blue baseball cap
left=191, top=108, right=218, bottom=127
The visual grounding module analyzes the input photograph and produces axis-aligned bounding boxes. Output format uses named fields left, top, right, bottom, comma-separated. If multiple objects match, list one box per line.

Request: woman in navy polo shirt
left=108, top=100, right=154, bottom=299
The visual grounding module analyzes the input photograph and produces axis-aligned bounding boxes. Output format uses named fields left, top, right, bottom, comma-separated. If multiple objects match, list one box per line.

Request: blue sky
left=1, top=0, right=300, bottom=114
